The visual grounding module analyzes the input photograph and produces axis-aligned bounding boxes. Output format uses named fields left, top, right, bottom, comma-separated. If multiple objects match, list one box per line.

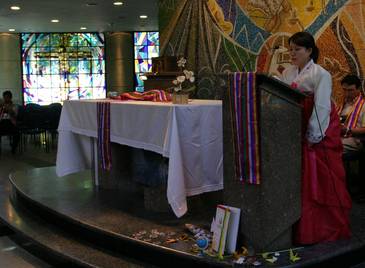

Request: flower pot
left=172, top=93, right=189, bottom=104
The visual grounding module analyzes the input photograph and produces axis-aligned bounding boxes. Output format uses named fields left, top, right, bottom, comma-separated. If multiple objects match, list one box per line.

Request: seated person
left=338, top=75, right=365, bottom=159
left=338, top=75, right=365, bottom=201
left=0, top=90, right=19, bottom=153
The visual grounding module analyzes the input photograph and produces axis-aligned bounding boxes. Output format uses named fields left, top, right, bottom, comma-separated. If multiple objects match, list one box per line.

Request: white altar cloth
left=56, top=99, right=223, bottom=217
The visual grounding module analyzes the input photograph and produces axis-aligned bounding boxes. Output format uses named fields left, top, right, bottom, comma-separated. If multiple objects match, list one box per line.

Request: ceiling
left=0, top=0, right=158, bottom=33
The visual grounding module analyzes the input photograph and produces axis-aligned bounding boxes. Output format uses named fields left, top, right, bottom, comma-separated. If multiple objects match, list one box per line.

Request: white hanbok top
left=281, top=59, right=332, bottom=143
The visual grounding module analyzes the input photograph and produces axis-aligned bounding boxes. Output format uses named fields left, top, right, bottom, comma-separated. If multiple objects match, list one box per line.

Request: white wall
left=0, top=33, right=22, bottom=104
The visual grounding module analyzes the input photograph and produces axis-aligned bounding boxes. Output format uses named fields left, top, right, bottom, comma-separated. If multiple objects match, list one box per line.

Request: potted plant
left=171, top=57, right=195, bottom=104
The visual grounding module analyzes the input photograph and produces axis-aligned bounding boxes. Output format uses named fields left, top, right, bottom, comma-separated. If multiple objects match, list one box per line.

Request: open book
left=211, top=205, right=241, bottom=256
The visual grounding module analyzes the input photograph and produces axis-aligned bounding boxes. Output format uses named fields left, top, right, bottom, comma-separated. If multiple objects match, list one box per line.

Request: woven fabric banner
left=337, top=95, right=365, bottom=129
left=228, top=72, right=261, bottom=184
left=97, top=101, right=112, bottom=171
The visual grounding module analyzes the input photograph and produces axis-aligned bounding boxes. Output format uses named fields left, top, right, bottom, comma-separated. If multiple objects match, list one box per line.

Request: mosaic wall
left=159, top=0, right=364, bottom=102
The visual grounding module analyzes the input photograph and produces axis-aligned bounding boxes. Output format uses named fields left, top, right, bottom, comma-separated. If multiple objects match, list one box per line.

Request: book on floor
left=211, top=204, right=240, bottom=256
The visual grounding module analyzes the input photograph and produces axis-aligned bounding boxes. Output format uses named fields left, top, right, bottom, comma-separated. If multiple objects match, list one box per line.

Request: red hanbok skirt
left=294, top=96, right=352, bottom=244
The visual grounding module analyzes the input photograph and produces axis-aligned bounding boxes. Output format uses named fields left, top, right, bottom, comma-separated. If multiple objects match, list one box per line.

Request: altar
left=56, top=99, right=223, bottom=217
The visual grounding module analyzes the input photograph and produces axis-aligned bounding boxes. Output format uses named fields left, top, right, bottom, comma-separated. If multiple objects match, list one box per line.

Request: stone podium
left=222, top=74, right=305, bottom=251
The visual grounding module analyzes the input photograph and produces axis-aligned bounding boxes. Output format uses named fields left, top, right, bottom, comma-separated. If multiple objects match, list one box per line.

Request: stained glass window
left=134, top=32, right=159, bottom=92
left=21, top=33, right=106, bottom=105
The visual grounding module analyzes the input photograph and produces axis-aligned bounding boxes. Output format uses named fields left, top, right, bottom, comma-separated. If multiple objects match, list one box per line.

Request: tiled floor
left=0, top=137, right=56, bottom=268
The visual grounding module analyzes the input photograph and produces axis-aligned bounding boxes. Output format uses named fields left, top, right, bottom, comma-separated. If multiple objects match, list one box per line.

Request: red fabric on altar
left=295, top=96, right=352, bottom=244
left=110, top=90, right=171, bottom=102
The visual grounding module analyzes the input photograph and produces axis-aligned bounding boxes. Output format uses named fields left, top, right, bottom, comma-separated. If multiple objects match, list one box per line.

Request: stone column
left=0, top=33, right=22, bottom=104
left=105, top=32, right=134, bottom=93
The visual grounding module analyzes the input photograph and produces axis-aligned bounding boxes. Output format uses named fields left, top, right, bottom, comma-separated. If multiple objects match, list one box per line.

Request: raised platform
left=1, top=167, right=365, bottom=267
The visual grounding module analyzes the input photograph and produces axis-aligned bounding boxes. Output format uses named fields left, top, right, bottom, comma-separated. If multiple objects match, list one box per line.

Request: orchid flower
left=170, top=57, right=195, bottom=94
left=183, top=70, right=195, bottom=82
left=176, top=75, right=186, bottom=83
left=177, top=57, right=187, bottom=68
left=174, top=84, right=182, bottom=92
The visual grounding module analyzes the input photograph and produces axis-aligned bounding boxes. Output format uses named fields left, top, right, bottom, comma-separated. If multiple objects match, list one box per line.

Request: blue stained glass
left=78, top=34, right=91, bottom=46
left=86, top=47, right=103, bottom=59
left=51, top=89, right=61, bottom=102
left=136, top=74, right=144, bottom=86
left=51, top=60, right=60, bottom=73
left=23, top=76, right=31, bottom=89
left=22, top=61, right=37, bottom=75
left=79, top=74, right=93, bottom=87
left=22, top=62, right=29, bottom=75
left=37, top=60, right=51, bottom=75
left=88, top=34, right=104, bottom=46
left=22, top=88, right=32, bottom=104
left=93, top=87, right=106, bottom=99
left=37, top=87, right=52, bottom=104
left=147, top=59, right=153, bottom=72
left=134, top=32, right=159, bottom=91
left=79, top=60, right=92, bottom=74
left=93, top=74, right=105, bottom=88
left=22, top=33, right=36, bottom=48
left=38, top=75, right=53, bottom=89
left=69, top=60, right=79, bottom=74
left=78, top=87, right=89, bottom=99
left=135, top=60, right=149, bottom=72
left=26, top=75, right=40, bottom=88
left=37, top=34, right=50, bottom=47
left=134, top=32, right=147, bottom=45
left=35, top=46, right=51, bottom=54
left=135, top=46, right=148, bottom=59
left=67, top=88, right=80, bottom=100
left=22, top=33, right=106, bottom=104
left=147, top=32, right=159, bottom=45
left=92, top=60, right=104, bottom=74
left=68, top=74, right=79, bottom=87
left=50, top=34, right=62, bottom=47
left=69, top=34, right=79, bottom=46
left=148, top=46, right=159, bottom=58
left=51, top=75, right=62, bottom=88
left=66, top=47, right=78, bottom=54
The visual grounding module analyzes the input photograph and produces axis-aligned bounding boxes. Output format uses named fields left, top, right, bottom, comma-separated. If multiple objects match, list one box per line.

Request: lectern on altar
left=222, top=73, right=305, bottom=251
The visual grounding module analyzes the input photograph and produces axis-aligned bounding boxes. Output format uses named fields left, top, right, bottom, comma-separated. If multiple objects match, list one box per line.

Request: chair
left=44, top=103, right=62, bottom=150
left=0, top=122, right=19, bottom=155
left=18, top=103, right=48, bottom=152
left=0, top=104, right=22, bottom=155
left=343, top=139, right=365, bottom=197
left=15, top=105, right=25, bottom=152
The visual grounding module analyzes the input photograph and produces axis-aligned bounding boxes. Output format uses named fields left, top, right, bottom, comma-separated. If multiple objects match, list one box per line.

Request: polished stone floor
left=0, top=137, right=56, bottom=268
left=2, top=136, right=365, bottom=267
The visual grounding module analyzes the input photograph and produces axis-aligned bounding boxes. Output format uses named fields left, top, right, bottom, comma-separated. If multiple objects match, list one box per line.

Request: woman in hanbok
left=281, top=32, right=352, bottom=244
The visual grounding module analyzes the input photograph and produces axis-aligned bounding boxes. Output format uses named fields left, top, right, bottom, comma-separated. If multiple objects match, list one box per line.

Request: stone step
left=0, top=179, right=156, bottom=268
left=3, top=167, right=230, bottom=268
left=0, top=235, right=51, bottom=268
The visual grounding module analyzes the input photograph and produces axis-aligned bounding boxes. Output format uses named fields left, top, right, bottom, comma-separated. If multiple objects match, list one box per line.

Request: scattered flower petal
left=289, top=248, right=301, bottom=262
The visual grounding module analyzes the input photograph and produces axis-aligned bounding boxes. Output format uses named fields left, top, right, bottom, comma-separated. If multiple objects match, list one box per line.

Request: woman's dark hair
left=341, top=74, right=362, bottom=89
left=288, top=32, right=319, bottom=63
left=2, top=90, right=12, bottom=98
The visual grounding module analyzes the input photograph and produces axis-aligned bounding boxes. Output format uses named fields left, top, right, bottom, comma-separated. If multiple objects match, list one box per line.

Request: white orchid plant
left=172, top=57, right=195, bottom=94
